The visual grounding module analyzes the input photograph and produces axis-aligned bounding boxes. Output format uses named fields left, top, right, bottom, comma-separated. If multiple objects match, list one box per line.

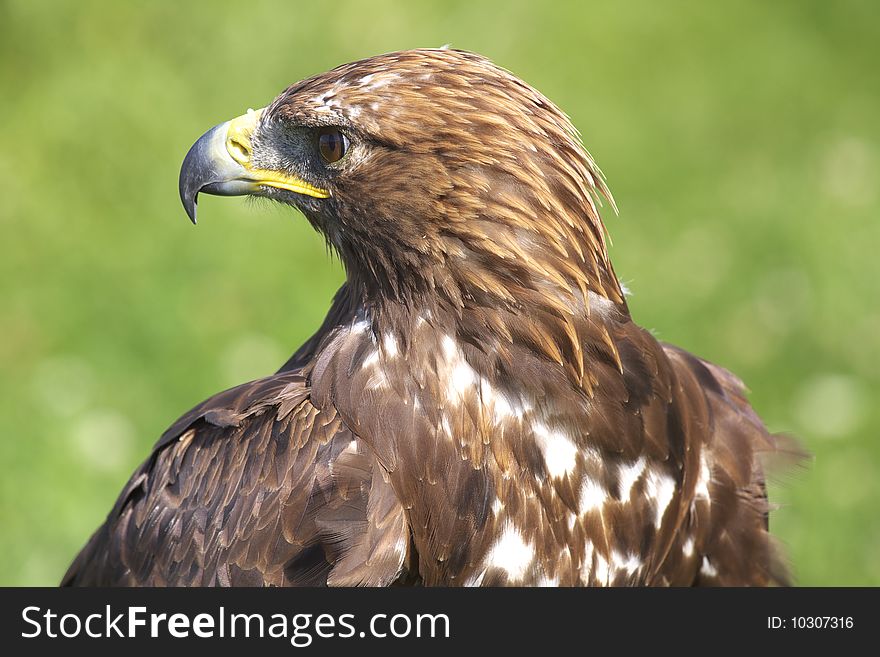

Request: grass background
left=1, top=0, right=877, bottom=586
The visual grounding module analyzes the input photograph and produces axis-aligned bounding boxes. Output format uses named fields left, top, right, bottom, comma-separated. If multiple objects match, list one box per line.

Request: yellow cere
left=225, top=107, right=263, bottom=166
left=225, top=107, right=331, bottom=200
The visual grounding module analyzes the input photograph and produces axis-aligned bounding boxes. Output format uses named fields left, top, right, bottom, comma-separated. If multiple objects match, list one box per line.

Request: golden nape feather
left=64, top=49, right=804, bottom=587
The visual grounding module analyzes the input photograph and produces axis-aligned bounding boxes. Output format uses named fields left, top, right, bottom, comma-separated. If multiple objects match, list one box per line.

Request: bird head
left=180, top=48, right=623, bottom=321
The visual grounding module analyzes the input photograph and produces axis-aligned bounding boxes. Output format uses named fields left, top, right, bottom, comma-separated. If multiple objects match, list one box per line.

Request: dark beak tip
left=179, top=124, right=218, bottom=225
left=179, top=120, right=252, bottom=225
left=183, top=196, right=198, bottom=225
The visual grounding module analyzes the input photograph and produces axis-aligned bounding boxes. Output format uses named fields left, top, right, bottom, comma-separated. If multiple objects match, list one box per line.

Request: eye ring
left=317, top=127, right=349, bottom=164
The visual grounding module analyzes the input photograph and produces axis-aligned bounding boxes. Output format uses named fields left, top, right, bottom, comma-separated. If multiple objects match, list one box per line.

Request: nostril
left=227, top=137, right=250, bottom=165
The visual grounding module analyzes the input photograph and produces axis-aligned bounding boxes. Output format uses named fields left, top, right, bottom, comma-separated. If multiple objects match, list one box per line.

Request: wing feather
left=62, top=371, right=410, bottom=587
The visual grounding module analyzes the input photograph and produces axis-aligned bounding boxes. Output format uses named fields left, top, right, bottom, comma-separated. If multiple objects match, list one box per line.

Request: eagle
left=63, top=48, right=798, bottom=587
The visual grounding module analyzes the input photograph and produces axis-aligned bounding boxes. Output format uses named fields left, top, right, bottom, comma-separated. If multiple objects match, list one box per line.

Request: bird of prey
left=63, top=48, right=798, bottom=587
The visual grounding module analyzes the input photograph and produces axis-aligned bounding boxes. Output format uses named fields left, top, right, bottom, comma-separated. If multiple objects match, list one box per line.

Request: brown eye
left=318, top=128, right=349, bottom=163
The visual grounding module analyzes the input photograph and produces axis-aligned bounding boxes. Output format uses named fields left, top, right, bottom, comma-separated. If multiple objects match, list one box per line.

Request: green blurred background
left=1, top=0, right=877, bottom=586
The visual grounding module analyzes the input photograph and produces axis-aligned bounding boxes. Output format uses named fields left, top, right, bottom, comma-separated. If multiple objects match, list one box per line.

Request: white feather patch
left=617, top=456, right=646, bottom=501
left=701, top=557, right=718, bottom=578
left=532, top=422, right=579, bottom=478
left=610, top=550, right=642, bottom=576
left=695, top=452, right=712, bottom=502
left=441, top=335, right=531, bottom=423
left=645, top=468, right=676, bottom=529
left=484, top=524, right=534, bottom=581
left=361, top=349, right=380, bottom=370
left=682, top=537, right=695, bottom=558
left=579, top=477, right=607, bottom=513
left=593, top=553, right=610, bottom=585
left=579, top=540, right=596, bottom=585
left=382, top=333, right=399, bottom=358
left=588, top=291, right=617, bottom=318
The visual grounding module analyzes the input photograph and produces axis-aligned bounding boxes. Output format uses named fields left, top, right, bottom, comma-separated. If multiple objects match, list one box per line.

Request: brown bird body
left=64, top=49, right=796, bottom=586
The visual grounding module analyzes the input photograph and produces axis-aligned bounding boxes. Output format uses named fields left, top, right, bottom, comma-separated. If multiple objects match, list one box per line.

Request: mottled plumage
left=64, top=49, right=800, bottom=587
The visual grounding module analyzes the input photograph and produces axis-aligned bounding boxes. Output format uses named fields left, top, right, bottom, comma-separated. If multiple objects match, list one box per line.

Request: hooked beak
left=178, top=107, right=329, bottom=224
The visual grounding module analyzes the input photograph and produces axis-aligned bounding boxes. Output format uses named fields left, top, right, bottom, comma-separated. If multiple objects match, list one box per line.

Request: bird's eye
left=318, top=128, right=349, bottom=164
